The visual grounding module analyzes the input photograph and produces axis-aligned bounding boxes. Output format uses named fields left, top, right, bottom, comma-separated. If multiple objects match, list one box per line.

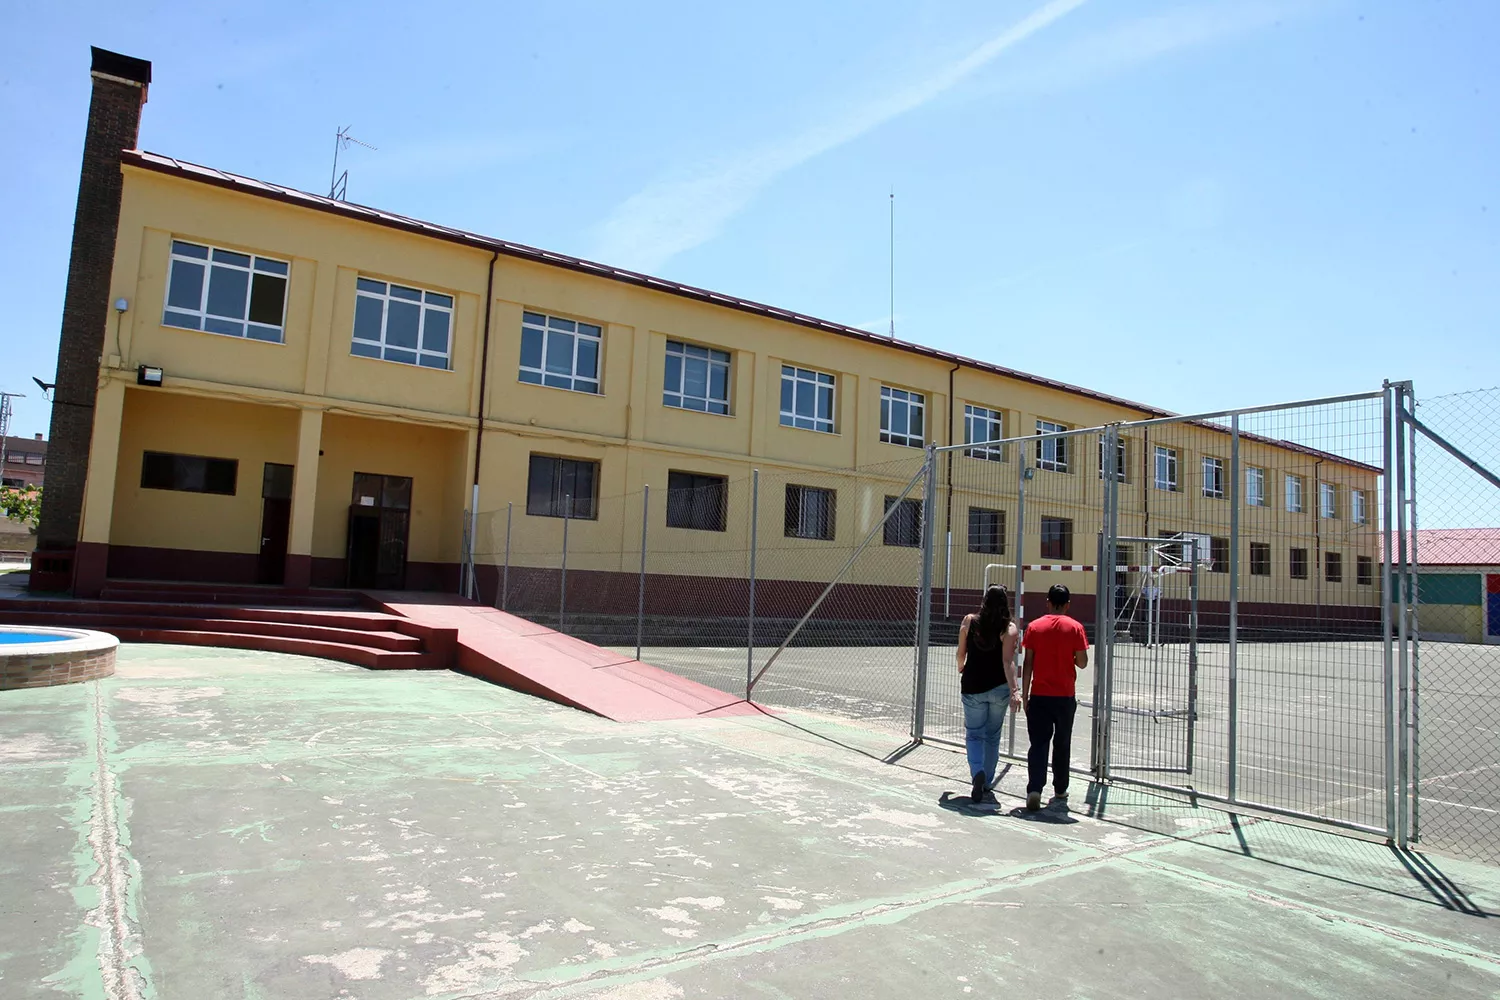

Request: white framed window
left=780, top=366, right=836, bottom=433
left=1352, top=489, right=1368, bottom=525
left=1098, top=435, right=1128, bottom=481
left=1320, top=482, right=1338, bottom=519
left=351, top=278, right=453, bottom=369
left=880, top=386, right=925, bottom=448
left=519, top=311, right=601, bottom=393
left=1035, top=420, right=1070, bottom=472
left=1202, top=456, right=1225, bottom=499
left=664, top=341, right=730, bottom=414
left=785, top=485, right=836, bottom=540
left=1155, top=447, right=1178, bottom=491
left=1286, top=474, right=1304, bottom=513
left=1246, top=466, right=1266, bottom=507
left=964, top=405, right=1005, bottom=461
left=163, top=240, right=288, bottom=342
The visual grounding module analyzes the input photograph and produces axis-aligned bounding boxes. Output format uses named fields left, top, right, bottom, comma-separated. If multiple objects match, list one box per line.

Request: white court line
left=1422, top=798, right=1500, bottom=816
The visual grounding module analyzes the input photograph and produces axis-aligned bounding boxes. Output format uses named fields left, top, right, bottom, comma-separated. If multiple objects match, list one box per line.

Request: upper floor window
left=1202, top=456, right=1225, bottom=499
left=780, top=366, right=836, bottom=433
left=520, top=311, right=601, bottom=394
left=1352, top=489, right=1368, bottom=525
left=664, top=341, right=730, bottom=414
left=1246, top=466, right=1266, bottom=507
left=1286, top=474, right=1304, bottom=513
left=163, top=240, right=288, bottom=343
left=1319, top=482, right=1338, bottom=519
left=351, top=278, right=452, bottom=369
left=880, top=387, right=924, bottom=448
left=1154, top=447, right=1179, bottom=492
left=964, top=405, right=1005, bottom=462
left=1098, top=434, right=1128, bottom=481
left=1035, top=420, right=1070, bottom=472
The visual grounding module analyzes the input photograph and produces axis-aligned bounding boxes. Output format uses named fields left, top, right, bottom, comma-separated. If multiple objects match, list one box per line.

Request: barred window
left=785, top=485, right=836, bottom=540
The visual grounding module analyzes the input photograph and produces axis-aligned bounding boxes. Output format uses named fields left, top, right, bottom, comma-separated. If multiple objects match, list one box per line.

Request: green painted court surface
left=3, top=645, right=1499, bottom=999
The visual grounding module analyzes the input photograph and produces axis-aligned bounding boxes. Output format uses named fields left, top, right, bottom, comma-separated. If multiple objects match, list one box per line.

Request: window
left=1325, top=551, right=1343, bottom=583
left=784, top=485, right=836, bottom=540
left=140, top=451, right=237, bottom=495
left=1246, top=466, right=1266, bottom=507
left=1040, top=517, right=1073, bottom=561
left=664, top=341, right=731, bottom=414
left=1035, top=421, right=1070, bottom=472
left=1098, top=434, right=1128, bottom=481
left=967, top=507, right=1006, bottom=555
left=1286, top=474, right=1304, bottom=513
left=1290, top=547, right=1308, bottom=580
left=1352, top=489, right=1368, bottom=525
left=964, top=405, right=1005, bottom=461
left=1249, top=542, right=1271, bottom=577
left=24, top=453, right=43, bottom=465
left=352, top=472, right=411, bottom=509
left=163, top=240, right=288, bottom=342
left=667, top=472, right=727, bottom=531
left=1154, top=447, right=1178, bottom=491
left=1202, top=457, right=1225, bottom=499
left=351, top=278, right=453, bottom=369
left=780, top=366, right=836, bottom=433
left=1211, top=537, right=1229, bottom=573
left=519, top=311, right=602, bottom=393
left=880, top=387, right=925, bottom=448
left=1320, top=482, right=1338, bottom=519
left=883, top=496, right=923, bottom=547
left=1357, top=555, right=1373, bottom=586
left=526, top=455, right=598, bottom=519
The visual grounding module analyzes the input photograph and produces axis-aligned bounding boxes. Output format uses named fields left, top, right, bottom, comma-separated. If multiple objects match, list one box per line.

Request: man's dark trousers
left=1026, top=695, right=1078, bottom=796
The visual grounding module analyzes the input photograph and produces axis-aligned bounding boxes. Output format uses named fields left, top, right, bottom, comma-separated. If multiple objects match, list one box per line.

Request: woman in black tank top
left=957, top=586, right=1021, bottom=807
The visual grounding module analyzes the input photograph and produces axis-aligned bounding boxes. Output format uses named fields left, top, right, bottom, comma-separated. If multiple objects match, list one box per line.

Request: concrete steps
left=99, top=579, right=365, bottom=609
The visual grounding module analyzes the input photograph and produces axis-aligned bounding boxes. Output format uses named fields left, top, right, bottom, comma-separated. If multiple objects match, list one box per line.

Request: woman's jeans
left=961, top=684, right=1011, bottom=781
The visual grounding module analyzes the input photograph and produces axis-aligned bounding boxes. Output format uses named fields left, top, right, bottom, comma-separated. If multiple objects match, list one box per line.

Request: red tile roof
left=1414, top=528, right=1500, bottom=567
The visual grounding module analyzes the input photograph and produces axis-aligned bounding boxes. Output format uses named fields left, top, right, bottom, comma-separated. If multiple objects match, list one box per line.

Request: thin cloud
left=592, top=0, right=1091, bottom=273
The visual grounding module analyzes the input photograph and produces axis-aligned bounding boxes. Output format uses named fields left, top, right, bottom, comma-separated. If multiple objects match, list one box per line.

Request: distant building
left=1409, top=528, right=1500, bottom=644
left=2, top=434, right=47, bottom=490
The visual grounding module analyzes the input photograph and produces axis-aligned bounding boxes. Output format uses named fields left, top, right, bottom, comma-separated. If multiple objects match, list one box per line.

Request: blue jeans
left=961, top=685, right=1011, bottom=782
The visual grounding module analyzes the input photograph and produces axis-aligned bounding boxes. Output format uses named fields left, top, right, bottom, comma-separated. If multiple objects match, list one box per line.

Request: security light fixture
left=137, top=365, right=164, bottom=387
left=114, top=298, right=129, bottom=312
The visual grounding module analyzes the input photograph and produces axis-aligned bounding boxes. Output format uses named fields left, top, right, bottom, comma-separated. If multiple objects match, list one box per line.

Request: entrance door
left=346, top=472, right=412, bottom=589
left=258, top=463, right=295, bottom=585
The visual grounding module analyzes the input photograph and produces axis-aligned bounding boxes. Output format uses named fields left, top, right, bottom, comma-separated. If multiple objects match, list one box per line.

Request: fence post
left=1395, top=385, right=1412, bottom=849
left=912, top=447, right=938, bottom=742
left=1187, top=535, right=1199, bottom=776
left=1095, top=425, right=1121, bottom=782
left=468, top=484, right=480, bottom=600
left=499, top=502, right=512, bottom=611
left=1381, top=383, right=1397, bottom=842
left=636, top=485, right=648, bottom=663
left=560, top=494, right=570, bottom=634
left=1010, top=459, right=1028, bottom=758
left=1407, top=389, right=1421, bottom=845
left=1228, top=415, right=1241, bottom=804
left=747, top=470, right=759, bottom=702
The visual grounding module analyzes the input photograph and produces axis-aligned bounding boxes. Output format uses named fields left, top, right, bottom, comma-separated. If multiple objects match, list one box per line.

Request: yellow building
left=39, top=49, right=1382, bottom=635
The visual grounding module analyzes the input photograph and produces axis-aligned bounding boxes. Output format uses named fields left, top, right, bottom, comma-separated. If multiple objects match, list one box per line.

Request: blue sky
left=1, top=0, right=1496, bottom=442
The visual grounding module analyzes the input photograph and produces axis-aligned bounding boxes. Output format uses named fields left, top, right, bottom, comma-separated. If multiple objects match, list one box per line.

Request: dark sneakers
left=971, top=772, right=987, bottom=805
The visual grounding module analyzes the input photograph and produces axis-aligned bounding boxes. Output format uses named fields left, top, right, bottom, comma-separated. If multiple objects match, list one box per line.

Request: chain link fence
left=1405, top=386, right=1500, bottom=864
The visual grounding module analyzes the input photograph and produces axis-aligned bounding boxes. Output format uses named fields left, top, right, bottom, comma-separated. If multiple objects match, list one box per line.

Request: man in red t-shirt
left=1020, top=585, right=1090, bottom=812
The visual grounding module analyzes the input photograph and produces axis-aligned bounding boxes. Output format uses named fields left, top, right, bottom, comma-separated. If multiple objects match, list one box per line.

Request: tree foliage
left=0, top=485, right=41, bottom=528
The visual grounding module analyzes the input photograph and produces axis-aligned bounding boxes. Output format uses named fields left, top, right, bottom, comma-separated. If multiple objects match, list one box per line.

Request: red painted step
left=0, top=610, right=425, bottom=652
left=99, top=627, right=445, bottom=669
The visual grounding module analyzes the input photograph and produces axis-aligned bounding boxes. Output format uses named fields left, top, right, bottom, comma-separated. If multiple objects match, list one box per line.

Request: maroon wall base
left=284, top=553, right=312, bottom=589
left=73, top=541, right=109, bottom=597
left=29, top=548, right=76, bottom=593
left=107, top=545, right=259, bottom=585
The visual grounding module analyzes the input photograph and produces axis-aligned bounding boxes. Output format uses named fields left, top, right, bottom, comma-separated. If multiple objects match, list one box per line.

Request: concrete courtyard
left=3, top=644, right=1498, bottom=999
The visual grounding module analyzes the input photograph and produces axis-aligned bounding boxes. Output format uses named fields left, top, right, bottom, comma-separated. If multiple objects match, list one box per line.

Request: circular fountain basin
left=0, top=625, right=118, bottom=690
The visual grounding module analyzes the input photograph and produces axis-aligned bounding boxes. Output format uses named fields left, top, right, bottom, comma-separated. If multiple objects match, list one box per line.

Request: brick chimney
left=32, top=47, right=150, bottom=593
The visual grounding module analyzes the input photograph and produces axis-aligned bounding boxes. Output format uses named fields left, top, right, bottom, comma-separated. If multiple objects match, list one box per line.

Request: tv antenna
left=329, top=126, right=377, bottom=201
left=888, top=188, right=896, bottom=340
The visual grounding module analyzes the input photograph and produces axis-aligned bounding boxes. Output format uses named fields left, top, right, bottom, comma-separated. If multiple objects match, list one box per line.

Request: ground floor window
left=1040, top=517, right=1073, bottom=561
left=140, top=451, right=237, bottom=495
left=526, top=456, right=598, bottom=519
left=666, top=471, right=727, bottom=531
left=967, top=507, right=1005, bottom=554
left=883, top=496, right=922, bottom=547
left=785, top=485, right=835, bottom=540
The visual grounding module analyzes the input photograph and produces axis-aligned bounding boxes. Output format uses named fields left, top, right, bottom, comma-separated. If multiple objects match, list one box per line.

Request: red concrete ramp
left=374, top=597, right=758, bottom=723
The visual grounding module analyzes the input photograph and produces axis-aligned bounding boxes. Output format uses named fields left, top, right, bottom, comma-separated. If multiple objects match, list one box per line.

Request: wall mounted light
left=114, top=298, right=129, bottom=312
left=137, top=365, right=163, bottom=387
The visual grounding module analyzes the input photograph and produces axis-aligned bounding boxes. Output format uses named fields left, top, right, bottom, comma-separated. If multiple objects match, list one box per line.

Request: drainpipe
left=469, top=251, right=500, bottom=597
left=944, top=361, right=960, bottom=618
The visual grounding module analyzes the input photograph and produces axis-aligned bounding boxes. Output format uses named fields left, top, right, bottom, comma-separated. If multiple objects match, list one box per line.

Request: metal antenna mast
left=0, top=392, right=23, bottom=487
left=329, top=126, right=377, bottom=201
left=889, top=189, right=895, bottom=340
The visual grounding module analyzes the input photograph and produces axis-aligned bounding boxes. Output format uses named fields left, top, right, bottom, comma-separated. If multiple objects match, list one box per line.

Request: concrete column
left=73, top=378, right=128, bottom=597
left=284, top=407, right=324, bottom=588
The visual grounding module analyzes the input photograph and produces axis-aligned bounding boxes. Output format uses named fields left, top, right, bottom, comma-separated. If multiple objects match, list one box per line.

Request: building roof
left=1413, top=528, right=1500, bottom=567
left=121, top=149, right=1380, bottom=472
